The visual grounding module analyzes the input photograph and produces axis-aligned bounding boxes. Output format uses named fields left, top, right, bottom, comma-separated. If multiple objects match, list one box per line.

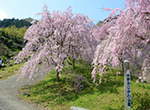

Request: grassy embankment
left=16, top=60, right=150, bottom=110
left=0, top=63, right=24, bottom=81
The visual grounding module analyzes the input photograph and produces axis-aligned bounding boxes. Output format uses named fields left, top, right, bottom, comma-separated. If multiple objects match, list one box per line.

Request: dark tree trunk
left=119, top=53, right=124, bottom=73
left=72, top=58, right=75, bottom=70
left=56, top=71, right=60, bottom=82
left=121, top=60, right=124, bottom=73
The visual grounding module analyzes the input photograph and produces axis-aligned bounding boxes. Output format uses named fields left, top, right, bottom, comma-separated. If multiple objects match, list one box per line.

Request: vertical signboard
left=126, top=69, right=131, bottom=109
left=124, top=60, right=131, bottom=110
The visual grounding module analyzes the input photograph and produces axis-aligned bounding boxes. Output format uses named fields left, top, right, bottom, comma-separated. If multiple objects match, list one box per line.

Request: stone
left=71, top=106, right=89, bottom=110
left=9, top=64, right=13, bottom=66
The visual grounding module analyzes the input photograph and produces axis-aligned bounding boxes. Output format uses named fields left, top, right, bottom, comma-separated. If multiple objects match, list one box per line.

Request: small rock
left=9, top=64, right=13, bottom=66
left=13, top=62, right=18, bottom=65
left=2, top=64, right=6, bottom=68
left=22, top=92, right=30, bottom=97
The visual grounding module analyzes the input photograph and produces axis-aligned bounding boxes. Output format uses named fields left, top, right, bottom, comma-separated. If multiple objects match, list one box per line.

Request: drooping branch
left=91, top=0, right=150, bottom=83
left=15, top=5, right=97, bottom=81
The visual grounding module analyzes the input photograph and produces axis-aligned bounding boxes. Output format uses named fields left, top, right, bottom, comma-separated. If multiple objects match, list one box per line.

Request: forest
left=0, top=18, right=32, bottom=28
left=0, top=18, right=31, bottom=60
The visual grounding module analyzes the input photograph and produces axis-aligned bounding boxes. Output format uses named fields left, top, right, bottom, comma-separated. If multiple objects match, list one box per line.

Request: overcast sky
left=0, top=0, right=125, bottom=24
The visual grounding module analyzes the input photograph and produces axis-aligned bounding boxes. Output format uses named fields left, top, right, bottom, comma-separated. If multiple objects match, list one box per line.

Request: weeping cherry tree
left=15, top=5, right=97, bottom=82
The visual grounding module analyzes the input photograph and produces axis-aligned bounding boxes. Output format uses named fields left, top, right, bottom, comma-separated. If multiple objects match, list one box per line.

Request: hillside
left=96, top=16, right=118, bottom=27
left=22, top=17, right=34, bottom=23
left=0, top=18, right=32, bottom=28
left=0, top=18, right=33, bottom=63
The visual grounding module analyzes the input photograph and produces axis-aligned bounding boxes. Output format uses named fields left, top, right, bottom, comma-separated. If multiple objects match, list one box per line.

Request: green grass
left=18, top=62, right=150, bottom=110
left=0, top=63, right=24, bottom=80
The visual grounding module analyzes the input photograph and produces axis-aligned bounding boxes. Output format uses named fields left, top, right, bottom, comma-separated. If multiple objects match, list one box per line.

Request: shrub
left=73, top=75, right=89, bottom=91
left=131, top=92, right=150, bottom=110
left=7, top=40, right=14, bottom=47
left=3, top=38, right=8, bottom=44
left=0, top=36, right=5, bottom=41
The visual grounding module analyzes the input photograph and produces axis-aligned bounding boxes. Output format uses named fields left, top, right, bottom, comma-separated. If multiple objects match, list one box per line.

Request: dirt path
left=0, top=73, right=47, bottom=110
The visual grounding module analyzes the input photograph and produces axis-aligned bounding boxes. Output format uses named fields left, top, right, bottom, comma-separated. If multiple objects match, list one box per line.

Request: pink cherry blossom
left=15, top=5, right=97, bottom=82
left=91, top=0, right=150, bottom=83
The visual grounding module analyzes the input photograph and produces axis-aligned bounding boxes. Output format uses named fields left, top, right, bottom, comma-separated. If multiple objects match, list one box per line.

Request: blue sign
left=126, top=70, right=131, bottom=108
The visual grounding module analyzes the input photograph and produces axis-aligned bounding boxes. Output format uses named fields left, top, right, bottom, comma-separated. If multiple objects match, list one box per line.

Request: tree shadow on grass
left=23, top=72, right=124, bottom=105
left=96, top=75, right=124, bottom=94
left=20, top=65, right=124, bottom=107
left=24, top=77, right=79, bottom=104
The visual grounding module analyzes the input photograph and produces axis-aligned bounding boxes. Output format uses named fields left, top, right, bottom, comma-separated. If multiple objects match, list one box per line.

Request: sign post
left=124, top=60, right=131, bottom=110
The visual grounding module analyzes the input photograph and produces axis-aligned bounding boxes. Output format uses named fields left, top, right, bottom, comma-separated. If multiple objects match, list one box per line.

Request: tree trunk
left=56, top=71, right=60, bottom=82
left=121, top=60, right=124, bottom=73
left=72, top=58, right=75, bottom=70
left=119, top=53, right=124, bottom=73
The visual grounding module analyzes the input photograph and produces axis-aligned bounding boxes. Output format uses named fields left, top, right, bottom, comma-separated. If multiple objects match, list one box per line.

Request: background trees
left=0, top=25, right=27, bottom=61
left=15, top=5, right=97, bottom=81
left=0, top=18, right=31, bottom=28
left=0, top=26, right=26, bottom=50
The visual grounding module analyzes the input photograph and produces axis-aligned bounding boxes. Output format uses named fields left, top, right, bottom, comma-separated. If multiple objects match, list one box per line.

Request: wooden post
left=124, top=60, right=131, bottom=110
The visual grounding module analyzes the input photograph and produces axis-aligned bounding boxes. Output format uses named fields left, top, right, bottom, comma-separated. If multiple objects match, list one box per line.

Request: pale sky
left=0, top=0, right=125, bottom=24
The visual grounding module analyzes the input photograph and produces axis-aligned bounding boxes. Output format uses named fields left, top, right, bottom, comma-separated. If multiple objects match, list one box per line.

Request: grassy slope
left=0, top=63, right=24, bottom=81
left=18, top=62, right=150, bottom=110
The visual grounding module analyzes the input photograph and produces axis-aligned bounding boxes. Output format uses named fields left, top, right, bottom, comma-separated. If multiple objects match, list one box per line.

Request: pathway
left=0, top=73, right=47, bottom=110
